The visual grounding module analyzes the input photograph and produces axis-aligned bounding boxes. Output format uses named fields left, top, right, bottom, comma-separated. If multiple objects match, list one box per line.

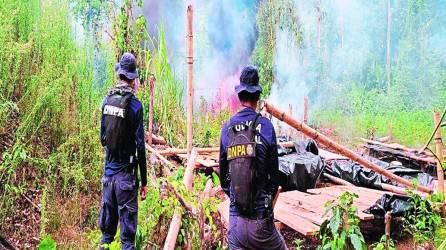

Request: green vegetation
left=402, top=189, right=443, bottom=246
left=317, top=192, right=366, bottom=250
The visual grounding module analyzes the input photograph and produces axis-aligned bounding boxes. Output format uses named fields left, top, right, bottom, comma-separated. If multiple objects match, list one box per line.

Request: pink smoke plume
left=210, top=73, right=240, bottom=116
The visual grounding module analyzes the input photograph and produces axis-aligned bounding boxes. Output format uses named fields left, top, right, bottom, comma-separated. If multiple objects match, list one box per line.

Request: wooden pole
left=287, top=104, right=293, bottom=138
left=385, top=212, right=391, bottom=249
left=262, top=101, right=432, bottom=193
left=186, top=5, right=194, bottom=157
left=164, top=212, right=182, bottom=250
left=183, top=147, right=198, bottom=191
left=147, top=75, right=155, bottom=146
left=434, top=112, right=445, bottom=202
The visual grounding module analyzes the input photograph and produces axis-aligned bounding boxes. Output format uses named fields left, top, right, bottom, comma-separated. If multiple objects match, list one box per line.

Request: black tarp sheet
left=278, top=139, right=325, bottom=191
left=364, top=194, right=413, bottom=218
left=328, top=156, right=434, bottom=189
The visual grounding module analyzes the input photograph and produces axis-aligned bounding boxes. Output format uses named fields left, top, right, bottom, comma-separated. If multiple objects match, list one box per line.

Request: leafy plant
left=371, top=235, right=396, bottom=250
left=402, top=189, right=442, bottom=245
left=38, top=235, right=56, bottom=250
left=293, top=238, right=304, bottom=250
left=317, top=191, right=366, bottom=250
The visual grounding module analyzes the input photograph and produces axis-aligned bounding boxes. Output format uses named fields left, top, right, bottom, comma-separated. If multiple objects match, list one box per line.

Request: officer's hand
left=140, top=185, right=148, bottom=200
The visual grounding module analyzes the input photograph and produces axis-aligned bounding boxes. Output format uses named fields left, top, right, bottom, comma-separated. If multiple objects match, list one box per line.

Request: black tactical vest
left=102, top=92, right=133, bottom=155
left=227, top=113, right=261, bottom=215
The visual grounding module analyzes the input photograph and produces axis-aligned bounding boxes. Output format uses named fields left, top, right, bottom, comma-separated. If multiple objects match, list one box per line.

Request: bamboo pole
left=262, top=101, right=432, bottom=193
left=164, top=212, right=182, bottom=250
left=385, top=212, right=391, bottom=249
left=183, top=147, right=198, bottom=191
left=186, top=5, right=194, bottom=157
left=434, top=112, right=445, bottom=201
left=323, top=173, right=354, bottom=186
left=147, top=75, right=155, bottom=146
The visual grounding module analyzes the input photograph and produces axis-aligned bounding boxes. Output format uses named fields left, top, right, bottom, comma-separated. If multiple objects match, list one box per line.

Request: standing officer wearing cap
left=219, top=65, right=288, bottom=250
left=99, top=53, right=148, bottom=250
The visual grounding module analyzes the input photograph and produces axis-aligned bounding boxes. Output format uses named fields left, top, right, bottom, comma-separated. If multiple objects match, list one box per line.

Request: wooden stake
left=434, top=112, right=445, bottom=206
left=186, top=5, right=194, bottom=157
left=147, top=75, right=155, bottom=146
left=183, top=147, right=198, bottom=191
left=262, top=101, right=432, bottom=193
left=385, top=212, right=391, bottom=249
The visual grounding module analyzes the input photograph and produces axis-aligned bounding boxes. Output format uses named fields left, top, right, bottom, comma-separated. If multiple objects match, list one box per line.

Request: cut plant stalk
left=147, top=75, right=155, bottom=146
left=262, top=100, right=432, bottom=193
left=434, top=111, right=445, bottom=214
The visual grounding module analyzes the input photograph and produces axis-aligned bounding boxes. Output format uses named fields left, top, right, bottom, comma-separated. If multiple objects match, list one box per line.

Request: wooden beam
left=263, top=101, right=432, bottom=193
left=434, top=112, right=445, bottom=209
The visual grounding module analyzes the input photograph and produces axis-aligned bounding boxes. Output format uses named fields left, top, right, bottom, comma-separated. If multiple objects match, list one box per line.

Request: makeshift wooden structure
left=218, top=185, right=390, bottom=236
left=262, top=101, right=432, bottom=193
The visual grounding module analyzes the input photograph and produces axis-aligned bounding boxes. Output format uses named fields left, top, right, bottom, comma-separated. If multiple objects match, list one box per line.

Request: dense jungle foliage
left=0, top=0, right=446, bottom=249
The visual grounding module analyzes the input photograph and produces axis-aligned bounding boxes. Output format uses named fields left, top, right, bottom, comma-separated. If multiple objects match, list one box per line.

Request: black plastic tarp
left=364, top=193, right=413, bottom=218
left=328, top=156, right=434, bottom=189
left=278, top=139, right=325, bottom=192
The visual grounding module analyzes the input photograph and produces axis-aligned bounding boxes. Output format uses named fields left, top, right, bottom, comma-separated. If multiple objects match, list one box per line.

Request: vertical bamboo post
left=385, top=212, right=391, bottom=250
left=434, top=112, right=445, bottom=210
left=147, top=75, right=155, bottom=146
left=386, top=0, right=392, bottom=92
left=186, top=5, right=194, bottom=157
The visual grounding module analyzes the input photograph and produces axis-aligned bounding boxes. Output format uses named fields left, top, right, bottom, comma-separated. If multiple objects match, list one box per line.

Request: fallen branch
left=146, top=143, right=174, bottom=176
left=163, top=180, right=196, bottom=216
left=163, top=212, right=182, bottom=250
left=262, top=101, right=432, bottom=193
left=145, top=132, right=167, bottom=145
left=323, top=173, right=354, bottom=186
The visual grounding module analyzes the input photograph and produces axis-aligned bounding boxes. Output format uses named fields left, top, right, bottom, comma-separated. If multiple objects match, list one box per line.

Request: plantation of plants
left=0, top=0, right=446, bottom=249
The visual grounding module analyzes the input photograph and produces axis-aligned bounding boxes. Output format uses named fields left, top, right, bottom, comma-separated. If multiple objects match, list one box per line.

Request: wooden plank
left=274, top=206, right=319, bottom=236
left=279, top=191, right=374, bottom=220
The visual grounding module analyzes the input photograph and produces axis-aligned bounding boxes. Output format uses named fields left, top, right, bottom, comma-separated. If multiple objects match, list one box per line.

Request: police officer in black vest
left=219, top=66, right=288, bottom=250
left=99, top=53, right=147, bottom=250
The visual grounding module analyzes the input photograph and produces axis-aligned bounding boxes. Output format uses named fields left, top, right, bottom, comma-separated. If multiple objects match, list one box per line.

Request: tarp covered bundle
left=278, top=139, right=325, bottom=191
left=328, top=157, right=434, bottom=189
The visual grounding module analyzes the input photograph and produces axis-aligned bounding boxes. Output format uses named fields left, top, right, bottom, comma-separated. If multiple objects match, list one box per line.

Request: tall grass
left=0, top=0, right=114, bottom=240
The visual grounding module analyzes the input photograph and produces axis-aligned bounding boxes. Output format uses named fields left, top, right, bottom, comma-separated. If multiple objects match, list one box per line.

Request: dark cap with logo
left=115, top=52, right=139, bottom=80
left=234, top=65, right=263, bottom=94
